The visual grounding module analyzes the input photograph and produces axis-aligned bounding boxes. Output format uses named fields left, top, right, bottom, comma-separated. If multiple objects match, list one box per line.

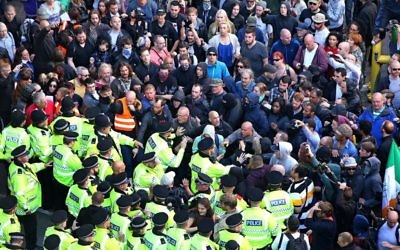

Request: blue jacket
left=269, top=39, right=300, bottom=65
left=207, top=61, right=231, bottom=80
left=243, top=92, right=269, bottom=136
left=358, top=106, right=397, bottom=146
left=234, top=81, right=255, bottom=99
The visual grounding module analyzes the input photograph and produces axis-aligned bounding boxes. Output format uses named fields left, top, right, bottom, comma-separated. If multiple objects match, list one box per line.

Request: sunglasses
left=273, top=58, right=281, bottom=61
left=347, top=167, right=357, bottom=171
left=49, top=84, right=57, bottom=88
left=393, top=68, right=400, bottom=71
left=309, top=2, right=317, bottom=5
left=237, top=65, right=244, bottom=68
left=208, top=53, right=217, bottom=56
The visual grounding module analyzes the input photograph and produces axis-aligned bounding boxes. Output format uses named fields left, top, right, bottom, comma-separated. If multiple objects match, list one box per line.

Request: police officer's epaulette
left=160, top=238, right=166, bottom=244
left=10, top=218, right=15, bottom=224
left=206, top=246, right=212, bottom=250
left=17, top=168, right=23, bottom=174
left=140, top=238, right=145, bottom=244
left=41, top=130, right=47, bottom=136
left=108, top=232, right=114, bottom=238
left=91, top=138, right=97, bottom=144
left=183, top=234, right=190, bottom=240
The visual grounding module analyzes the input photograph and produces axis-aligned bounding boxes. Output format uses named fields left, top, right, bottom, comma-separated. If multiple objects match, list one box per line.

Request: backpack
left=278, top=232, right=308, bottom=250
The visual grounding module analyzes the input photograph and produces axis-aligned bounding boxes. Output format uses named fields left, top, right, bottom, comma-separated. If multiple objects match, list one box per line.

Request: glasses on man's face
left=347, top=167, right=357, bottom=171
left=208, top=53, right=217, bottom=56
left=273, top=58, right=281, bottom=62
left=309, top=2, right=317, bottom=5
left=237, top=64, right=244, bottom=68
left=393, top=68, right=400, bottom=71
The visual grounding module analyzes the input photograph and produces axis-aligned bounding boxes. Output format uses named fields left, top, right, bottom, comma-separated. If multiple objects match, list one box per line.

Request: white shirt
left=389, top=76, right=400, bottom=108
left=314, top=27, right=330, bottom=46
left=335, top=83, right=343, bottom=100
left=303, top=44, right=318, bottom=68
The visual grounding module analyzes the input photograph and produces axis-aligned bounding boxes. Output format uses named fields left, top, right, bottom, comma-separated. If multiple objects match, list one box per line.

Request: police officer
left=43, top=234, right=61, bottom=250
left=218, top=213, right=251, bottom=250
left=92, top=208, right=123, bottom=250
left=8, top=145, right=51, bottom=250
left=128, top=193, right=145, bottom=218
left=143, top=212, right=168, bottom=250
left=86, top=114, right=143, bottom=161
left=144, top=122, right=187, bottom=169
left=77, top=107, right=100, bottom=158
left=126, top=217, right=147, bottom=250
left=189, top=137, right=233, bottom=193
left=109, top=172, right=134, bottom=213
left=0, top=196, right=21, bottom=245
left=144, top=185, right=175, bottom=228
left=109, top=195, right=133, bottom=241
left=225, top=240, right=240, bottom=250
left=96, top=137, right=114, bottom=181
left=68, top=224, right=96, bottom=250
left=261, top=171, right=294, bottom=229
left=1, top=232, right=25, bottom=249
left=82, top=156, right=101, bottom=193
left=242, top=187, right=280, bottom=249
left=44, top=210, right=76, bottom=250
left=27, top=109, right=52, bottom=163
left=190, top=217, right=218, bottom=249
left=132, top=152, right=166, bottom=193
left=66, top=169, right=93, bottom=218
left=97, top=182, right=112, bottom=212
left=211, top=175, right=248, bottom=218
left=188, top=172, right=215, bottom=207
left=0, top=110, right=30, bottom=161
left=50, top=119, right=70, bottom=151
left=166, top=209, right=191, bottom=250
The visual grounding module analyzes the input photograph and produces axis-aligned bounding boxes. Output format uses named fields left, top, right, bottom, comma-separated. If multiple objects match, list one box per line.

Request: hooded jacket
left=195, top=62, right=212, bottom=98
left=362, top=156, right=382, bottom=208
left=269, top=141, right=298, bottom=176
left=243, top=92, right=269, bottom=137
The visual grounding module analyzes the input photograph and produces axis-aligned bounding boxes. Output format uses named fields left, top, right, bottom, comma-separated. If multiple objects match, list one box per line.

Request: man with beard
left=153, top=63, right=178, bottom=99
left=166, top=1, right=186, bottom=32
left=186, top=84, right=210, bottom=125
left=172, top=54, right=196, bottom=95
left=240, top=29, right=268, bottom=78
left=69, top=67, right=90, bottom=98
left=67, top=27, right=95, bottom=70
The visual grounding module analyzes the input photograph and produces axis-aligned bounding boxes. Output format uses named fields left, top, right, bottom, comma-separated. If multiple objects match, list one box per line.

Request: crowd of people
left=0, top=0, right=400, bottom=248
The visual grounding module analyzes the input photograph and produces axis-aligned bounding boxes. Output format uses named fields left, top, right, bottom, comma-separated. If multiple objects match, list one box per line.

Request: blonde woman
left=205, top=22, right=240, bottom=69
left=207, top=9, right=236, bottom=40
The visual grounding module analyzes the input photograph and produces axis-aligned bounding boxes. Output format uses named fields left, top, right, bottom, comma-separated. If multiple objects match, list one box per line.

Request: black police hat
left=117, top=195, right=133, bottom=208
left=173, top=209, right=189, bottom=224
left=152, top=185, right=169, bottom=199
left=44, top=234, right=61, bottom=249
left=53, top=119, right=70, bottom=132
left=85, top=107, right=101, bottom=121
left=226, top=213, right=243, bottom=228
left=246, top=187, right=264, bottom=202
left=131, top=216, right=148, bottom=229
left=31, top=109, right=48, bottom=124
left=197, top=217, right=214, bottom=234
left=82, top=156, right=98, bottom=169
left=10, top=109, right=26, bottom=126
left=131, top=193, right=141, bottom=205
left=73, top=169, right=90, bottom=184
left=9, top=232, right=25, bottom=240
left=152, top=212, right=168, bottom=226
left=97, top=137, right=113, bottom=153
left=60, top=96, right=75, bottom=113
left=11, top=145, right=29, bottom=158
left=74, top=224, right=95, bottom=238
left=198, top=137, right=214, bottom=151
left=97, top=181, right=112, bottom=194
left=0, top=195, right=17, bottom=211
left=95, top=114, right=112, bottom=128
left=196, top=172, right=213, bottom=185
left=221, top=175, right=237, bottom=187
left=225, top=240, right=240, bottom=250
left=91, top=208, right=109, bottom=225
left=157, top=121, right=173, bottom=134
left=111, top=172, right=128, bottom=186
left=267, top=171, right=284, bottom=186
left=64, top=131, right=79, bottom=140
left=156, top=8, right=166, bottom=15
left=142, top=152, right=156, bottom=163
left=51, top=210, right=68, bottom=224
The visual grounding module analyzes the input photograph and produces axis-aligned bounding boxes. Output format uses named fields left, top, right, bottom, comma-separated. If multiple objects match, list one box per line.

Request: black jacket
left=354, top=1, right=377, bottom=46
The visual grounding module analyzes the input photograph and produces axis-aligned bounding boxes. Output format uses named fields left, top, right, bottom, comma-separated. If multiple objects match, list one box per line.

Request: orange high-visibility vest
left=114, top=97, right=136, bottom=131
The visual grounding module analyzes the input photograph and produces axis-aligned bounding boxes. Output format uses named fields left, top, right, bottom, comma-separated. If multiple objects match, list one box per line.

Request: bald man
left=224, top=122, right=262, bottom=155
left=269, top=28, right=300, bottom=64
left=292, top=33, right=328, bottom=73
left=358, top=92, right=397, bottom=146
left=172, top=106, right=200, bottom=139
left=0, top=22, right=15, bottom=61
left=208, top=111, right=233, bottom=138
left=112, top=160, right=126, bottom=175
left=337, top=232, right=354, bottom=249
left=377, top=120, right=395, bottom=178
left=377, top=210, right=399, bottom=250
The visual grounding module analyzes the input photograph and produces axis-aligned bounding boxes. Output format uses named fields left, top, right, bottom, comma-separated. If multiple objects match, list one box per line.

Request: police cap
left=142, top=152, right=156, bottom=163
left=53, top=119, right=70, bottom=132
left=173, top=209, right=189, bottom=224
left=60, top=96, right=75, bottom=113
left=131, top=216, right=148, bottom=229
left=0, top=195, right=17, bottom=211
left=31, top=109, right=48, bottom=125
left=51, top=210, right=68, bottom=224
left=131, top=193, right=141, bottom=205
left=152, top=212, right=168, bottom=226
left=111, top=172, right=128, bottom=186
left=152, top=185, right=169, bottom=199
left=221, top=175, right=237, bottom=187
left=97, top=137, right=113, bottom=153
left=267, top=171, right=284, bottom=186
left=44, top=234, right=61, bottom=250
left=85, top=107, right=101, bottom=121
left=225, top=240, right=240, bottom=250
left=91, top=208, right=109, bottom=225
left=197, top=217, right=214, bottom=234
left=117, top=195, right=133, bottom=208
left=97, top=181, right=111, bottom=194
left=157, top=121, right=173, bottom=134
left=95, top=114, right=112, bottom=128
left=82, top=156, right=99, bottom=169
left=74, top=224, right=95, bottom=238
left=226, top=213, right=243, bottom=228
left=246, top=187, right=264, bottom=202
left=198, top=137, right=214, bottom=151
left=10, top=109, right=26, bottom=126
left=196, top=172, right=212, bottom=185
left=73, top=168, right=90, bottom=184
left=11, top=145, right=29, bottom=158
left=9, top=232, right=25, bottom=240
left=64, top=131, right=79, bottom=140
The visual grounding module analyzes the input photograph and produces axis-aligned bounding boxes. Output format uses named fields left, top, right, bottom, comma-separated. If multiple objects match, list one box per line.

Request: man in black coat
left=377, top=120, right=394, bottom=179
left=354, top=0, right=377, bottom=48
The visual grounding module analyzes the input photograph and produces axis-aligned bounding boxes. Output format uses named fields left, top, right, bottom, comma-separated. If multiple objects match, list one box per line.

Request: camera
left=133, top=8, right=146, bottom=20
left=185, top=20, right=192, bottom=31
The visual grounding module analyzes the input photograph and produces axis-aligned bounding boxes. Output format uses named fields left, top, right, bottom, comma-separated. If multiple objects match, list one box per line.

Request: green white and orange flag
left=383, top=141, right=400, bottom=217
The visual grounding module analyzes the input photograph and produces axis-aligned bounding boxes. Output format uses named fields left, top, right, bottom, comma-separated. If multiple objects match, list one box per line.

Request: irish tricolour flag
left=383, top=141, right=400, bottom=216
